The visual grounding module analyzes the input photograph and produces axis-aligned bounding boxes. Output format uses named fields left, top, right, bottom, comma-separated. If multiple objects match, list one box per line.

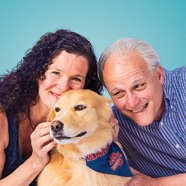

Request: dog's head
left=48, top=89, right=113, bottom=150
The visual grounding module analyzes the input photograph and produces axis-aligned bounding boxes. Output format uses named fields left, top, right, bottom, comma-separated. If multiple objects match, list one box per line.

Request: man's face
left=103, top=51, right=165, bottom=126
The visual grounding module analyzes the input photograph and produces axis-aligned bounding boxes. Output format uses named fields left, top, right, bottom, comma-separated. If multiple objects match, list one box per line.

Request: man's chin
left=134, top=118, right=153, bottom=127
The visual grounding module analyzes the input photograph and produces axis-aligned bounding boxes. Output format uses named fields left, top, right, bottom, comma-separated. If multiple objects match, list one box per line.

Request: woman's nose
left=57, top=78, right=70, bottom=92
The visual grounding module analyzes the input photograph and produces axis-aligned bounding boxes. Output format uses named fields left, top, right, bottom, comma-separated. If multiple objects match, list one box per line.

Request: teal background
left=1, top=0, right=186, bottom=99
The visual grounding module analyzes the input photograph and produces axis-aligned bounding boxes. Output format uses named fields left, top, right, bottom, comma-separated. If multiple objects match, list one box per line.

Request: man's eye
left=134, top=83, right=145, bottom=90
left=55, top=107, right=60, bottom=112
left=135, top=84, right=141, bottom=88
left=74, top=105, right=86, bottom=111
left=112, top=91, right=125, bottom=99
left=114, top=92, right=120, bottom=96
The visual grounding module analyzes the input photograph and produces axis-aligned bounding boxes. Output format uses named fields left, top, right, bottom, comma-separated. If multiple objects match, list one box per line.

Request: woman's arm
left=0, top=113, right=57, bottom=186
left=0, top=112, right=9, bottom=179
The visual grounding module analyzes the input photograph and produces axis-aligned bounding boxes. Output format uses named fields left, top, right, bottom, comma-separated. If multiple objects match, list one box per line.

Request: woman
left=0, top=29, right=102, bottom=185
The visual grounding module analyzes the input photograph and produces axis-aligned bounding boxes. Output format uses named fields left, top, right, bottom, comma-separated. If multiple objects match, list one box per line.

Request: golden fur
left=37, top=89, right=131, bottom=186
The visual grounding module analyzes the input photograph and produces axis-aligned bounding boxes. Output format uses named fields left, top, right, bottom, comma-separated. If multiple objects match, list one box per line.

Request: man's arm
left=125, top=168, right=186, bottom=186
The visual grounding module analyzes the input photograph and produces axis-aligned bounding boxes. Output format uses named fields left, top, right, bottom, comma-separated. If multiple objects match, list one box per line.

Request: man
left=98, top=38, right=186, bottom=186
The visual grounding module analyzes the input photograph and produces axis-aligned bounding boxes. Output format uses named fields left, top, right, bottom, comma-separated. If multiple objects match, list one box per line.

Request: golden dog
left=37, top=89, right=131, bottom=186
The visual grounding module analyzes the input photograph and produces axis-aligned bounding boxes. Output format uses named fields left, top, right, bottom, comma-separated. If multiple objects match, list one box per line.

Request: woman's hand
left=30, top=122, right=57, bottom=170
left=109, top=113, right=119, bottom=141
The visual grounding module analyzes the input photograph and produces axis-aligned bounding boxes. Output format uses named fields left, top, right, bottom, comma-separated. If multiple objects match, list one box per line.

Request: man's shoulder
left=171, top=66, right=186, bottom=89
left=163, top=66, right=186, bottom=90
left=163, top=66, right=186, bottom=109
left=112, top=105, right=120, bottom=115
left=112, top=106, right=128, bottom=122
left=164, top=66, right=186, bottom=78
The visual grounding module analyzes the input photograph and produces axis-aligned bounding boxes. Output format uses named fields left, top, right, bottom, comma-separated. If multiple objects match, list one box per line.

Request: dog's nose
left=51, top=120, right=64, bottom=132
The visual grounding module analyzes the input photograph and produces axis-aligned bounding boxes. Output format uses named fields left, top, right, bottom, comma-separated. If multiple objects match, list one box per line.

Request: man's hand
left=109, top=113, right=119, bottom=141
left=125, top=168, right=157, bottom=186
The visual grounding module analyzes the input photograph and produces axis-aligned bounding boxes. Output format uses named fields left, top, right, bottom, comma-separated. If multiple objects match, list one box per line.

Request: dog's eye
left=74, top=105, right=86, bottom=111
left=55, top=107, right=60, bottom=112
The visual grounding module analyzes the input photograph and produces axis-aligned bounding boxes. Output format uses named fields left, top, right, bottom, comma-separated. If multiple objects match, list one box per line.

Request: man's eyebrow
left=132, top=78, right=145, bottom=84
left=110, top=87, right=120, bottom=92
left=109, top=78, right=146, bottom=93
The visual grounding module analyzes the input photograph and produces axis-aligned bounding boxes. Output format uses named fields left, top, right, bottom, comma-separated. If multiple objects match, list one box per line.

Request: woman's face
left=38, top=51, right=89, bottom=111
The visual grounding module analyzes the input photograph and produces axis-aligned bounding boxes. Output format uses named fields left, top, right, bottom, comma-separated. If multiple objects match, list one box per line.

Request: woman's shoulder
left=0, top=111, right=9, bottom=149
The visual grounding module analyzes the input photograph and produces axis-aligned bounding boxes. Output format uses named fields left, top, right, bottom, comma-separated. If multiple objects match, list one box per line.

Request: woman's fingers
left=30, top=122, right=57, bottom=168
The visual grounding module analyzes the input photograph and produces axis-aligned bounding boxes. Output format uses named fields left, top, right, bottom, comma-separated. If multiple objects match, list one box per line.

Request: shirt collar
left=162, top=68, right=174, bottom=109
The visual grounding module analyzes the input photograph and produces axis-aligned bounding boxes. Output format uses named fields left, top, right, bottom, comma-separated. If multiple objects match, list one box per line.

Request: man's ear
left=156, top=64, right=164, bottom=85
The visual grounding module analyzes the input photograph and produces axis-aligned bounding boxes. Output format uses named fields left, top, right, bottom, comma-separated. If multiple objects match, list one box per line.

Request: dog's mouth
left=54, top=131, right=87, bottom=140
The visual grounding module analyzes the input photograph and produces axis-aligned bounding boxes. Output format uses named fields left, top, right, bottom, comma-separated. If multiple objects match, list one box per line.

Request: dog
left=37, top=89, right=132, bottom=186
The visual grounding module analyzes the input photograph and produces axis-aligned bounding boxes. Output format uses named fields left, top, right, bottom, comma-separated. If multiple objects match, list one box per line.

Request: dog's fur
left=37, top=89, right=131, bottom=186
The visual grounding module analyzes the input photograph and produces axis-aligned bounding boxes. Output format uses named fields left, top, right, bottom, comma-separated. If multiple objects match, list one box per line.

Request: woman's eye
left=52, top=71, right=60, bottom=75
left=73, top=77, right=81, bottom=82
left=74, top=105, right=86, bottom=111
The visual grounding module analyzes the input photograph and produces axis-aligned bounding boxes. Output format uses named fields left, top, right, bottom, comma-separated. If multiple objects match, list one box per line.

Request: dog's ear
left=101, top=96, right=112, bottom=105
left=98, top=96, right=113, bottom=121
left=47, top=108, right=56, bottom=122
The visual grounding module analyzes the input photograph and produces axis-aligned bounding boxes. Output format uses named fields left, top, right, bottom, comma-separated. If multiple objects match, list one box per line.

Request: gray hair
left=98, top=38, right=160, bottom=86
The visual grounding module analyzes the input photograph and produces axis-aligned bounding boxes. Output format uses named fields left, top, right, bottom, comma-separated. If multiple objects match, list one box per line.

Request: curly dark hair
left=0, top=29, right=102, bottom=123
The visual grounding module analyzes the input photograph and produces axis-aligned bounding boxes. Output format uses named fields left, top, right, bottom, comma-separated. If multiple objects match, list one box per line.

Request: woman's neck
left=29, top=98, right=50, bottom=130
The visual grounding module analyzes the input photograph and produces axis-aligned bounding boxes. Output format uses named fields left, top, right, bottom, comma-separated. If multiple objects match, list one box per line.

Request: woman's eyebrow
left=49, top=66, right=63, bottom=71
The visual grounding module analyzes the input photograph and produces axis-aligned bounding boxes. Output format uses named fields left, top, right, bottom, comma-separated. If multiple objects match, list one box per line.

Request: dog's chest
left=38, top=155, right=129, bottom=186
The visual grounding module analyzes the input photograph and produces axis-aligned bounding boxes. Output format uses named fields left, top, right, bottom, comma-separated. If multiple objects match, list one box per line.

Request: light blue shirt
left=112, top=66, right=186, bottom=178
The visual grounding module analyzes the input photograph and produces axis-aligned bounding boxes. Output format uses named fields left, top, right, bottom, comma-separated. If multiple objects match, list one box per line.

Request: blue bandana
left=85, top=142, right=133, bottom=177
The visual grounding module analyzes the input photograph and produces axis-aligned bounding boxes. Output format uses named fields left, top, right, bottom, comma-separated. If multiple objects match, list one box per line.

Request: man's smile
left=129, top=103, right=148, bottom=113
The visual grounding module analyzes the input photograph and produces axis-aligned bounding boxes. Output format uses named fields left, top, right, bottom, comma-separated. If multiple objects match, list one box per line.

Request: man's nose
left=126, top=92, right=140, bottom=108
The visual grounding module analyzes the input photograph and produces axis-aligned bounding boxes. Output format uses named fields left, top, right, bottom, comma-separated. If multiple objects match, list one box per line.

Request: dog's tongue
left=85, top=142, right=133, bottom=177
left=55, top=135, right=61, bottom=138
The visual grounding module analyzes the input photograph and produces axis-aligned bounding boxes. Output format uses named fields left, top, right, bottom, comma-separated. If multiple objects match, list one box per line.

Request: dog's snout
left=51, top=120, right=64, bottom=133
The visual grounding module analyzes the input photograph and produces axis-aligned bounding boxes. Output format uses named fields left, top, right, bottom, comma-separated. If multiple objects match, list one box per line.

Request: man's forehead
left=109, top=76, right=146, bottom=91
